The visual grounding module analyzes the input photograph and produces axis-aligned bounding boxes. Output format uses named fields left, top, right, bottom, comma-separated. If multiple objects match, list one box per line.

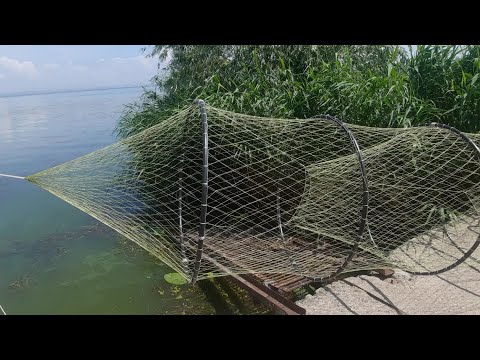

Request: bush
left=116, top=45, right=480, bottom=138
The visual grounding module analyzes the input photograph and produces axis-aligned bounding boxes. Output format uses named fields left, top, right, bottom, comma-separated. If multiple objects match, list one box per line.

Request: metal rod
left=191, top=99, right=209, bottom=284
left=178, top=113, right=187, bottom=271
left=277, top=193, right=298, bottom=271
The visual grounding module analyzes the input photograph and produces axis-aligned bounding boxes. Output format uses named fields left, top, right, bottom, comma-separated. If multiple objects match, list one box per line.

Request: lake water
left=0, top=87, right=265, bottom=315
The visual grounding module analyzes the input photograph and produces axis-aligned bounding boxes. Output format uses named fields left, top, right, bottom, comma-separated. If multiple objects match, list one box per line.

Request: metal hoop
left=307, top=114, right=370, bottom=283
left=404, top=122, right=480, bottom=276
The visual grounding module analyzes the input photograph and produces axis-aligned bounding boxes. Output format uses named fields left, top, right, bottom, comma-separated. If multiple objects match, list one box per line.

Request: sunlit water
left=0, top=87, right=264, bottom=315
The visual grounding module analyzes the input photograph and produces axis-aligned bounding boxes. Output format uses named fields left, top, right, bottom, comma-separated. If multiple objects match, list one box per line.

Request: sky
left=0, top=45, right=160, bottom=95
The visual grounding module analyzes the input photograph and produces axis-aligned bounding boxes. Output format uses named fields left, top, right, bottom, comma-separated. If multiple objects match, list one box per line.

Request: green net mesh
left=25, top=102, right=480, bottom=284
left=296, top=125, right=480, bottom=275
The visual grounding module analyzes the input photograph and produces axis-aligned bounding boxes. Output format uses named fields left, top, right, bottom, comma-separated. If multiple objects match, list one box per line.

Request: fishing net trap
left=3, top=100, right=480, bottom=285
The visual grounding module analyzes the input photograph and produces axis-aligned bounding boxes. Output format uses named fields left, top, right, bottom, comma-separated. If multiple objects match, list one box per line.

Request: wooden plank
left=204, top=238, right=311, bottom=293
left=199, top=251, right=306, bottom=315
left=187, top=233, right=312, bottom=309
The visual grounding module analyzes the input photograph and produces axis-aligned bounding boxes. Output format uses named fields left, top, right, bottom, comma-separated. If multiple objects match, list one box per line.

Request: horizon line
left=0, top=84, right=154, bottom=99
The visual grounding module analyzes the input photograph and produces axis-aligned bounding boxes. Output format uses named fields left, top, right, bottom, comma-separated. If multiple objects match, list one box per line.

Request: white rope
left=0, top=304, right=6, bottom=315
left=0, top=173, right=25, bottom=179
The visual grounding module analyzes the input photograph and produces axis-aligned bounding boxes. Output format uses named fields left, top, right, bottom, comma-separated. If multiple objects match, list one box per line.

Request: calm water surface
left=0, top=87, right=257, bottom=314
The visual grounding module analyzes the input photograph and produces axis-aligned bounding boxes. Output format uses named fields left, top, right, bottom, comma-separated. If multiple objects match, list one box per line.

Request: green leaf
left=164, top=273, right=188, bottom=285
left=471, top=73, right=479, bottom=86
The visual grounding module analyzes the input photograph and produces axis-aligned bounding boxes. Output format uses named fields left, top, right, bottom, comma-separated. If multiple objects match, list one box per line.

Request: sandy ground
left=296, top=214, right=480, bottom=315
left=297, top=265, right=480, bottom=315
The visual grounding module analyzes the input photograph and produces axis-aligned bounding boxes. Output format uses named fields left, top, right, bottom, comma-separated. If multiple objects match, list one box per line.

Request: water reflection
left=0, top=99, right=14, bottom=143
left=0, top=96, right=49, bottom=143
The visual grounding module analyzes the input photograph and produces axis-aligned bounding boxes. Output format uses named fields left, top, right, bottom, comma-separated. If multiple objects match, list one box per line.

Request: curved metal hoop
left=404, top=122, right=480, bottom=276
left=306, top=114, right=370, bottom=283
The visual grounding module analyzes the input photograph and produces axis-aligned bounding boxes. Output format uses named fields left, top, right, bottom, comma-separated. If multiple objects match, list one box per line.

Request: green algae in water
left=164, top=273, right=187, bottom=285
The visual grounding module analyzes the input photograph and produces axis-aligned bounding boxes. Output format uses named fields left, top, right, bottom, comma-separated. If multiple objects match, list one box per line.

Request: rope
left=0, top=304, right=6, bottom=315
left=0, top=174, right=25, bottom=179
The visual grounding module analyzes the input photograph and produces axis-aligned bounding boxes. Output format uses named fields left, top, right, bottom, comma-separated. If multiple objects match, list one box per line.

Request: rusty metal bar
left=239, top=274, right=306, bottom=315
left=197, top=246, right=306, bottom=315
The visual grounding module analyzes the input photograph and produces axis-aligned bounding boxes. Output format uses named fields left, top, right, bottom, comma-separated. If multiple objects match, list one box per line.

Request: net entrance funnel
left=26, top=101, right=370, bottom=283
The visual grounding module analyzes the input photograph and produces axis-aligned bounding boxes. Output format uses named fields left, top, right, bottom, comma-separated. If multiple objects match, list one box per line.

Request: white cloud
left=0, top=56, right=37, bottom=77
left=0, top=54, right=161, bottom=95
